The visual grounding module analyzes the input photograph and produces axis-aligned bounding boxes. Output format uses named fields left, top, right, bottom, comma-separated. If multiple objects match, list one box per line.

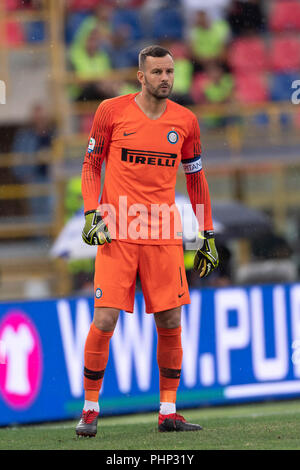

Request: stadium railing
left=0, top=0, right=71, bottom=300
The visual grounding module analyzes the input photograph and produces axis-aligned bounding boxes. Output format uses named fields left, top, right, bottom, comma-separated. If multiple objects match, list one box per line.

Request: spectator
left=69, top=3, right=114, bottom=48
left=202, top=62, right=234, bottom=105
left=226, top=0, right=265, bottom=36
left=119, top=79, right=140, bottom=96
left=212, top=242, right=232, bottom=287
left=69, top=27, right=118, bottom=100
left=188, top=10, right=230, bottom=71
left=193, top=62, right=234, bottom=128
left=251, top=233, right=293, bottom=260
left=11, top=104, right=54, bottom=217
left=169, top=42, right=194, bottom=105
left=69, top=3, right=140, bottom=69
left=184, top=0, right=231, bottom=21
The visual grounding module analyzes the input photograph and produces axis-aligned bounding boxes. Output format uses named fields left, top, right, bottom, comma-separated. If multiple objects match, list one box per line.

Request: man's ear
left=137, top=70, right=144, bottom=86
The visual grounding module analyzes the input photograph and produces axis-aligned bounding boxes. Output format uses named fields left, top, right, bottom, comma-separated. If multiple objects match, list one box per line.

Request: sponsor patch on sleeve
left=181, top=155, right=202, bottom=174
left=88, top=137, right=96, bottom=153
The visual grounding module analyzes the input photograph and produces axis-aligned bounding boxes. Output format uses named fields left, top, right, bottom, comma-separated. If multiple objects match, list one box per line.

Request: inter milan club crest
left=167, top=130, right=179, bottom=144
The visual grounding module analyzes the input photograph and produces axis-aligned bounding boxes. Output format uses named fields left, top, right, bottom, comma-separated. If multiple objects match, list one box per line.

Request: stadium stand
left=5, top=20, right=24, bottom=45
left=226, top=0, right=266, bottom=36
left=1, top=0, right=300, bottom=298
left=111, top=7, right=143, bottom=41
left=269, top=35, right=300, bottom=72
left=228, top=36, right=269, bottom=72
left=152, top=3, right=184, bottom=40
left=188, top=9, right=230, bottom=68
left=270, top=72, right=300, bottom=101
left=234, top=72, right=269, bottom=103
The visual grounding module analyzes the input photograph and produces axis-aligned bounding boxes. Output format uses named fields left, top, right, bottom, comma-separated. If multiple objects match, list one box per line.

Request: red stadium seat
left=269, top=0, right=300, bottom=32
left=270, top=35, right=300, bottom=72
left=5, top=21, right=24, bottom=46
left=229, top=37, right=269, bottom=72
left=5, top=0, right=19, bottom=10
left=235, top=72, right=269, bottom=103
left=80, top=114, right=94, bottom=134
left=191, top=73, right=209, bottom=103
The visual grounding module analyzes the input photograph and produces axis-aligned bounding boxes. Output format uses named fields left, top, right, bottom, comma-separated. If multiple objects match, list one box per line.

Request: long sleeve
left=185, top=169, right=214, bottom=232
left=81, top=100, right=113, bottom=213
left=181, top=114, right=214, bottom=232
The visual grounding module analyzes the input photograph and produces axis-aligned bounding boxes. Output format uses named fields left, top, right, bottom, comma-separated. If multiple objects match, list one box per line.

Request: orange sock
left=84, top=322, right=114, bottom=402
left=156, top=326, right=182, bottom=404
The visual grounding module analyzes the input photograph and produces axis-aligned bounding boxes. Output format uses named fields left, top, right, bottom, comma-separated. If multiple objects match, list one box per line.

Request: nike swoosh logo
left=123, top=131, right=136, bottom=136
left=178, top=293, right=185, bottom=298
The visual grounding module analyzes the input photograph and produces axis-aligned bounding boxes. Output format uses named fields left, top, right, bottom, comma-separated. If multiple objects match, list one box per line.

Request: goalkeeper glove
left=82, top=210, right=112, bottom=246
left=194, top=230, right=219, bottom=278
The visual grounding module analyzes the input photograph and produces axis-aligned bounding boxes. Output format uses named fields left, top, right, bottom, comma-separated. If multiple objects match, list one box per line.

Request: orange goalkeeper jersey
left=81, top=92, right=213, bottom=244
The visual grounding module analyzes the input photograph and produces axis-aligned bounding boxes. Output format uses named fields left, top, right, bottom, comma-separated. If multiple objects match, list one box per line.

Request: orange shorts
left=94, top=240, right=190, bottom=313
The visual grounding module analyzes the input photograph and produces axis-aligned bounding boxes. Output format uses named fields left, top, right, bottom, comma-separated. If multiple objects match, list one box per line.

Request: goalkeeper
left=76, top=45, right=218, bottom=438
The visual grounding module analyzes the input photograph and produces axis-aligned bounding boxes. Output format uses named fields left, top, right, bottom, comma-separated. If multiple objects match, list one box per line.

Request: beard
left=144, top=77, right=173, bottom=100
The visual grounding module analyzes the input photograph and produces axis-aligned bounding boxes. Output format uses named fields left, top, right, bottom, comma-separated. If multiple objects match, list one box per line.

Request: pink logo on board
left=0, top=311, right=43, bottom=409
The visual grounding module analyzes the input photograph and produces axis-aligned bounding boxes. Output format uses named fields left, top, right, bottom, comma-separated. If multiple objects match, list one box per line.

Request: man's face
left=140, top=55, right=174, bottom=100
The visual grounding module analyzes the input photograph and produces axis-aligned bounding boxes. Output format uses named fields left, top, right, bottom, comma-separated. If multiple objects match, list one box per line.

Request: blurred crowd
left=2, top=0, right=300, bottom=292
left=4, top=0, right=300, bottom=112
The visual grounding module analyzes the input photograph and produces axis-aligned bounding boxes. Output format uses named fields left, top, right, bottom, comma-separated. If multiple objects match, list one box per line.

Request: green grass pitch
left=0, top=400, right=300, bottom=450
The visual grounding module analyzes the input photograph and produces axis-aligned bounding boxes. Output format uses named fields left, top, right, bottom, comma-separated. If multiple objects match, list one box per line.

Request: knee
left=158, top=318, right=181, bottom=329
left=93, top=307, right=119, bottom=332
left=155, top=307, right=181, bottom=329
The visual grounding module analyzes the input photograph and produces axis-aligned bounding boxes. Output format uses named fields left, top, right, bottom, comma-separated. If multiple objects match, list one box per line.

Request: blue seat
left=269, top=72, right=297, bottom=126
left=152, top=7, right=184, bottom=40
left=112, top=8, right=143, bottom=41
left=64, top=11, right=91, bottom=44
left=109, top=44, right=140, bottom=69
left=25, top=21, right=45, bottom=43
left=270, top=72, right=299, bottom=101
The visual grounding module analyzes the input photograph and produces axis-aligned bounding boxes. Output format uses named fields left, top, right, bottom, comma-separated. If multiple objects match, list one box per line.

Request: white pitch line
left=225, top=380, right=300, bottom=399
left=228, top=409, right=300, bottom=419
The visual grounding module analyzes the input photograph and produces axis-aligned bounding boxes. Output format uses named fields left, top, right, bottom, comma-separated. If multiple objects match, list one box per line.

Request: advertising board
left=1, top=284, right=300, bottom=425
